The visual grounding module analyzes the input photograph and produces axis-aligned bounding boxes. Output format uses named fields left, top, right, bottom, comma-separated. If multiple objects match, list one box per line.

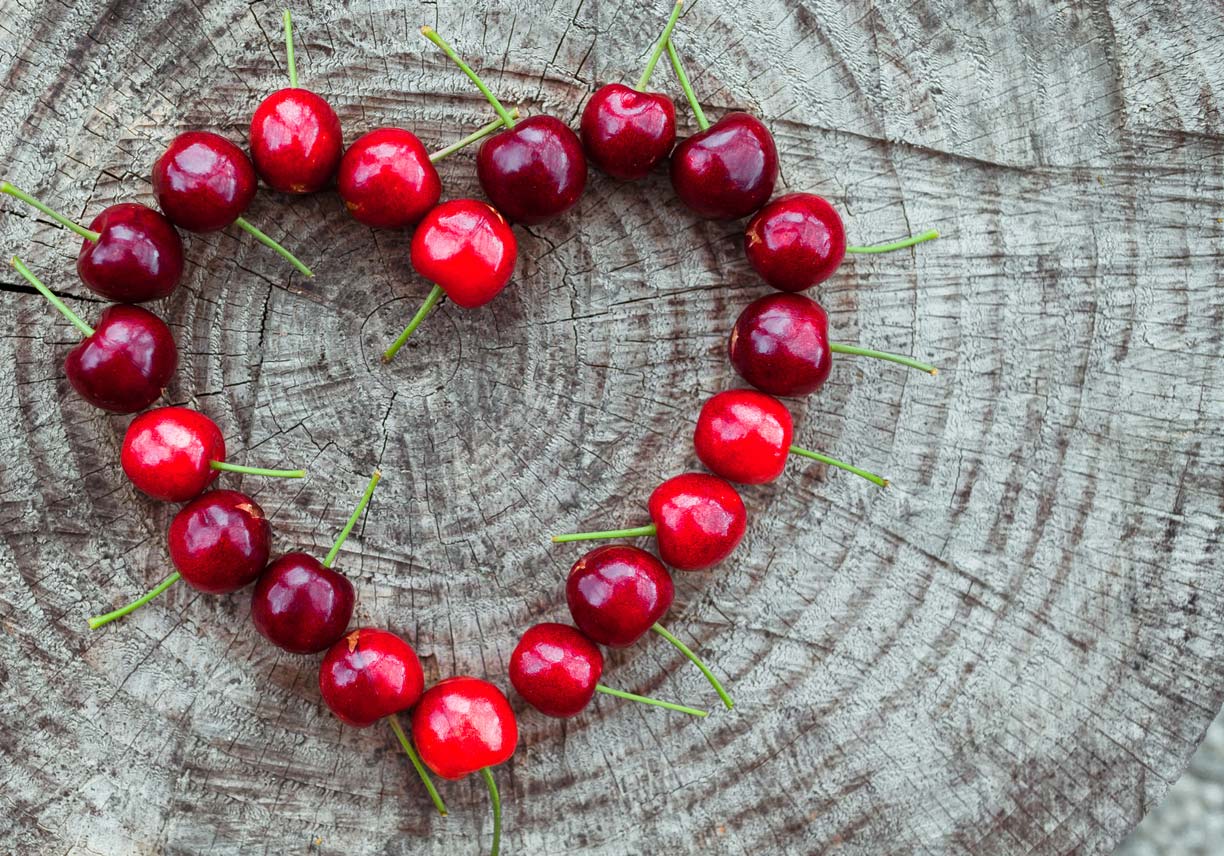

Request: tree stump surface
left=1, top=1, right=1222, bottom=854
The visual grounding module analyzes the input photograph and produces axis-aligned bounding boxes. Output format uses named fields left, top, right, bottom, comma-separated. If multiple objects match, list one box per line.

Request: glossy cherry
left=168, top=489, right=271, bottom=593
left=2, top=184, right=183, bottom=302
left=320, top=627, right=424, bottom=727
left=745, top=193, right=845, bottom=292
left=566, top=545, right=673, bottom=647
left=338, top=128, right=440, bottom=228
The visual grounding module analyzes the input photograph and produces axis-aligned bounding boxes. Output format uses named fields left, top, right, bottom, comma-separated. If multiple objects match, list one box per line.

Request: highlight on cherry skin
left=120, top=406, right=306, bottom=503
left=10, top=256, right=177, bottom=413
left=1, top=182, right=183, bottom=302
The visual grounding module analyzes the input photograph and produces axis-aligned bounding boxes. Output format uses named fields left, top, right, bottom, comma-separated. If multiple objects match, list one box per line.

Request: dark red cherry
left=411, top=676, right=518, bottom=780
left=745, top=193, right=846, bottom=292
left=152, top=131, right=257, bottom=232
left=250, top=88, right=343, bottom=194
left=120, top=406, right=226, bottom=501
left=338, top=128, right=441, bottom=229
left=728, top=293, right=832, bottom=397
left=477, top=115, right=587, bottom=225
left=320, top=628, right=425, bottom=727
left=64, top=304, right=178, bottom=413
left=670, top=112, right=777, bottom=220
left=167, top=489, right=271, bottom=594
left=509, top=623, right=602, bottom=718
left=648, top=472, right=747, bottom=570
left=566, top=545, right=674, bottom=647
left=76, top=203, right=184, bottom=302
left=581, top=84, right=675, bottom=180
left=694, top=389, right=792, bottom=484
left=251, top=553, right=355, bottom=654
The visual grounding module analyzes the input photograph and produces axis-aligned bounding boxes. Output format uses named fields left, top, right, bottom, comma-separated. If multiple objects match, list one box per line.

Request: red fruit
left=64, top=305, right=177, bottom=413
left=410, top=199, right=517, bottom=308
left=152, top=132, right=257, bottom=232
left=121, top=407, right=225, bottom=502
left=338, top=128, right=441, bottom=229
left=693, top=389, right=792, bottom=484
left=670, top=112, right=777, bottom=220
left=411, top=676, right=518, bottom=779
left=745, top=193, right=846, bottom=292
left=167, top=490, right=271, bottom=594
left=509, top=623, right=602, bottom=718
left=250, top=88, right=343, bottom=194
left=319, top=628, right=425, bottom=727
left=728, top=293, right=832, bottom=397
left=580, top=83, right=675, bottom=180
left=566, top=545, right=674, bottom=647
left=76, top=203, right=184, bottom=302
left=477, top=115, right=587, bottom=225
left=251, top=553, right=355, bottom=654
left=648, top=473, right=747, bottom=570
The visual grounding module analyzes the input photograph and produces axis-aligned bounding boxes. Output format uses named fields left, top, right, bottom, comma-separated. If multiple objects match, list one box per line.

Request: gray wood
left=1, top=0, right=1222, bottom=853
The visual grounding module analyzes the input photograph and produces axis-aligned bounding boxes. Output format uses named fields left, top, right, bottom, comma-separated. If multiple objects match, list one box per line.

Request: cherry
left=565, top=544, right=734, bottom=710
left=11, top=256, right=177, bottom=413
left=250, top=471, right=381, bottom=654
left=382, top=199, right=518, bottom=361
left=694, top=389, right=887, bottom=486
left=412, top=676, right=517, bottom=856
left=423, top=26, right=587, bottom=225
left=510, top=622, right=706, bottom=718
left=728, top=293, right=937, bottom=397
left=579, top=1, right=683, bottom=180
left=120, top=406, right=306, bottom=503
left=745, top=193, right=940, bottom=292
left=666, top=42, right=777, bottom=220
left=152, top=131, right=314, bottom=276
left=2, top=183, right=183, bottom=302
left=249, top=11, right=343, bottom=194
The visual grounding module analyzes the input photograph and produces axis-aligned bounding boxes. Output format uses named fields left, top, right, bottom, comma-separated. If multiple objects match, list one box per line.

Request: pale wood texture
left=1, top=1, right=1222, bottom=854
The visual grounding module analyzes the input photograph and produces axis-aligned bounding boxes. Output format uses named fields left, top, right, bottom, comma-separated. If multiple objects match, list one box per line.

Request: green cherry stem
left=429, top=109, right=520, bottom=163
left=551, top=523, right=657, bottom=544
left=387, top=714, right=448, bottom=817
left=209, top=460, right=307, bottom=479
left=323, top=470, right=381, bottom=568
left=829, top=343, right=938, bottom=375
left=480, top=767, right=502, bottom=856
left=846, top=229, right=940, bottom=254
left=10, top=256, right=94, bottom=337
left=421, top=26, right=516, bottom=129
left=382, top=284, right=444, bottom=362
left=788, top=446, right=888, bottom=487
left=232, top=216, right=314, bottom=278
left=651, top=623, right=734, bottom=710
left=666, top=38, right=709, bottom=131
left=635, top=0, right=685, bottom=91
left=88, top=572, right=181, bottom=630
left=595, top=684, right=708, bottom=717
left=283, top=9, right=298, bottom=88
left=1, top=181, right=100, bottom=242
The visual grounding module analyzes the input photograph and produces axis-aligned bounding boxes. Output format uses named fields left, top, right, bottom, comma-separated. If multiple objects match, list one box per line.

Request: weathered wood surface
left=1, top=1, right=1222, bottom=853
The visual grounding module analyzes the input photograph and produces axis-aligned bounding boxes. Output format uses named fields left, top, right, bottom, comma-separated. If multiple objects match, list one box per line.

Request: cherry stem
left=283, top=9, right=298, bottom=88
left=429, top=110, right=520, bottom=163
left=829, top=343, right=938, bottom=375
left=651, top=623, right=734, bottom=710
left=387, top=714, right=448, bottom=817
left=10, top=256, right=94, bottom=337
left=420, top=26, right=515, bottom=129
left=480, top=767, right=502, bottom=856
left=636, top=0, right=685, bottom=91
left=323, top=470, right=381, bottom=568
left=666, top=38, right=709, bottom=131
left=233, top=217, right=314, bottom=278
left=595, top=684, right=707, bottom=717
left=787, top=446, right=888, bottom=487
left=209, top=460, right=307, bottom=479
left=0, top=181, right=100, bottom=242
left=87, top=572, right=181, bottom=630
left=551, top=523, right=657, bottom=544
left=382, top=283, right=444, bottom=362
left=846, top=229, right=940, bottom=254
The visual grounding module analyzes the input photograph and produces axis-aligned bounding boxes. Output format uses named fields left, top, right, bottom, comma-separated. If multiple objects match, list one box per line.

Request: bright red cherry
left=566, top=545, right=673, bottom=647
left=509, top=623, right=602, bottom=718
left=745, top=193, right=846, bottom=292
left=338, top=128, right=440, bottom=228
left=168, top=490, right=271, bottom=593
left=152, top=131, right=256, bottom=232
left=320, top=628, right=425, bottom=727
left=412, top=676, right=518, bottom=779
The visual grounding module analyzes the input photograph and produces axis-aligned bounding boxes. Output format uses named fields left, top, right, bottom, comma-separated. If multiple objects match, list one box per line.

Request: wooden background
left=1, top=1, right=1222, bottom=853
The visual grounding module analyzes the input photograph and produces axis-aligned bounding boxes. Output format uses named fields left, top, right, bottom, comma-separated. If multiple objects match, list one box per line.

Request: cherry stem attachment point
left=387, top=714, right=448, bottom=817
left=323, top=470, right=381, bottom=568
left=283, top=9, right=298, bottom=88
left=421, top=26, right=515, bottom=129
left=480, top=767, right=502, bottom=856
left=10, top=256, right=94, bottom=337
left=651, top=623, right=734, bottom=710
left=636, top=0, right=684, bottom=91
left=595, top=684, right=708, bottom=717
left=551, top=523, right=657, bottom=544
left=88, top=571, right=181, bottom=630
left=666, top=38, right=709, bottom=131
left=830, top=343, right=938, bottom=375
left=1, top=181, right=100, bottom=242
left=209, top=460, right=307, bottom=479
left=233, top=216, right=314, bottom=277
left=846, top=229, right=940, bottom=254
left=788, top=446, right=888, bottom=487
left=383, top=283, right=444, bottom=362
left=430, top=110, right=520, bottom=163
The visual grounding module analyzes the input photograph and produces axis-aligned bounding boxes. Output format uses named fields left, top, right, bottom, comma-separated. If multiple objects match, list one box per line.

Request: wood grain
left=1, top=1, right=1222, bottom=854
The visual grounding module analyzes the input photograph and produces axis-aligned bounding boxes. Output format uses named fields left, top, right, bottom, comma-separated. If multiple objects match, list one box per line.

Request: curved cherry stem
left=387, top=714, right=448, bottom=817
left=233, top=217, right=314, bottom=278
left=636, top=0, right=685, bottom=91
left=846, top=229, right=940, bottom=254
left=480, top=767, right=502, bottom=856
left=88, top=572, right=181, bottom=630
left=651, top=623, right=734, bottom=710
left=829, top=343, right=938, bottom=375
left=421, top=26, right=515, bottom=129
left=430, top=110, right=519, bottom=163
left=283, top=9, right=298, bottom=87
left=595, top=684, right=707, bottom=717
left=551, top=523, right=657, bottom=544
left=10, top=256, right=94, bottom=337
left=788, top=446, right=888, bottom=487
left=0, top=182, right=100, bottom=242
left=666, top=38, right=709, bottom=131
left=383, top=284, right=444, bottom=362
left=323, top=470, right=381, bottom=568
left=209, top=460, right=307, bottom=479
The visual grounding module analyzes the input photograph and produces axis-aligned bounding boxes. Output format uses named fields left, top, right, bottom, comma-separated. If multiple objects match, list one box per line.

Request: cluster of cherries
left=3, top=4, right=942, bottom=854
